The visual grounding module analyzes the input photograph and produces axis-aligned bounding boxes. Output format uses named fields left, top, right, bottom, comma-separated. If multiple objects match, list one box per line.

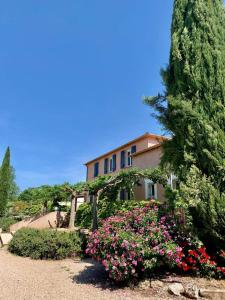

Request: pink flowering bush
left=86, top=203, right=183, bottom=282
left=86, top=202, right=225, bottom=282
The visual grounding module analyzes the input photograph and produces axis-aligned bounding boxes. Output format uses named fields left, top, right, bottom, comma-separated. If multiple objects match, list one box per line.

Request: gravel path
left=0, top=248, right=151, bottom=300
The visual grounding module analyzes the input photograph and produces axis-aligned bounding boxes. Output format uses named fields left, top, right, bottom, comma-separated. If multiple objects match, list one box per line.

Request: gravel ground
left=2, top=247, right=224, bottom=300
left=0, top=248, right=152, bottom=300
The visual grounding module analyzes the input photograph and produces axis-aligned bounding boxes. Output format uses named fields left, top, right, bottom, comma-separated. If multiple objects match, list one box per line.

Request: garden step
left=168, top=283, right=184, bottom=296
left=199, top=289, right=225, bottom=300
left=0, top=233, right=13, bottom=246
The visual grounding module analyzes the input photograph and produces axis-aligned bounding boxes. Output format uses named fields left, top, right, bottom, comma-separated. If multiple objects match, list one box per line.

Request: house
left=84, top=132, right=170, bottom=201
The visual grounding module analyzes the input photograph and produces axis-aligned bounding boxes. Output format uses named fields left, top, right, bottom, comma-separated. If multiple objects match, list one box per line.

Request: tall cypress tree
left=0, top=147, right=11, bottom=216
left=145, top=0, right=225, bottom=249
left=145, top=0, right=225, bottom=192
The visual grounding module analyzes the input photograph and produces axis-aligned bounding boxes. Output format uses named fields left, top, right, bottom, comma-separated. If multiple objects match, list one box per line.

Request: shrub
left=86, top=203, right=182, bottom=282
left=75, top=203, right=92, bottom=228
left=0, top=217, right=17, bottom=232
left=8, top=228, right=81, bottom=259
left=86, top=203, right=225, bottom=282
left=98, top=199, right=149, bottom=219
left=76, top=200, right=150, bottom=229
left=9, top=200, right=43, bottom=217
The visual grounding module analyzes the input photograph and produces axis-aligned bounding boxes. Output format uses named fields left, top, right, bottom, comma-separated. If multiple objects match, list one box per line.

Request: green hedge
left=8, top=228, right=81, bottom=259
left=0, top=217, right=17, bottom=232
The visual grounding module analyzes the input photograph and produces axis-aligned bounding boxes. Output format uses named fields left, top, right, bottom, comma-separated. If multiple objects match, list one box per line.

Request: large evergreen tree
left=0, top=147, right=11, bottom=216
left=145, top=0, right=225, bottom=249
left=146, top=0, right=225, bottom=191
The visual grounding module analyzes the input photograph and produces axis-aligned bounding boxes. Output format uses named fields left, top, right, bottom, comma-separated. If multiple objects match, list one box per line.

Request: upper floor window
left=94, top=162, right=99, bottom=177
left=127, top=145, right=136, bottom=167
left=127, top=150, right=132, bottom=166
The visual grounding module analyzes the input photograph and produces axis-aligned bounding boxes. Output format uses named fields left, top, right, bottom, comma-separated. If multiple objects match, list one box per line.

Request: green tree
left=145, top=0, right=225, bottom=189
left=8, top=166, right=19, bottom=202
left=18, top=184, right=71, bottom=213
left=0, top=147, right=11, bottom=216
left=145, top=0, right=225, bottom=249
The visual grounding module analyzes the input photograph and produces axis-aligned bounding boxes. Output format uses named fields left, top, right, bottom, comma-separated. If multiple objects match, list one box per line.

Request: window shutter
left=112, top=154, right=116, bottom=171
left=104, top=158, right=108, bottom=174
left=120, top=151, right=125, bottom=168
left=131, top=145, right=136, bottom=153
left=94, top=162, right=99, bottom=177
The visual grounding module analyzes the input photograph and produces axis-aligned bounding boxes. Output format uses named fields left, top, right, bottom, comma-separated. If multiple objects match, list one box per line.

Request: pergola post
left=69, top=193, right=76, bottom=229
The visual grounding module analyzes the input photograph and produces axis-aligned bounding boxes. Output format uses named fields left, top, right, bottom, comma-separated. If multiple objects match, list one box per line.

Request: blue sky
left=0, top=0, right=173, bottom=190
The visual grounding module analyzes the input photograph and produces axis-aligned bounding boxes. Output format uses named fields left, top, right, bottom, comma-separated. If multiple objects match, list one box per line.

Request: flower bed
left=86, top=203, right=225, bottom=282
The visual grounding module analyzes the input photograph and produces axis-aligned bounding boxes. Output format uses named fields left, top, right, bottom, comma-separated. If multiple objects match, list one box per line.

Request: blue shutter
left=112, top=154, right=116, bottom=171
left=120, top=151, right=125, bottom=168
left=94, top=162, right=99, bottom=177
left=86, top=166, right=89, bottom=181
left=104, top=158, right=108, bottom=174
left=131, top=145, right=136, bottom=153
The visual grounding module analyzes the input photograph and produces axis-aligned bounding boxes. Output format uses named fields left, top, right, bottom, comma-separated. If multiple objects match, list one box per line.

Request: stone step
left=0, top=233, right=13, bottom=246
left=200, top=289, right=225, bottom=300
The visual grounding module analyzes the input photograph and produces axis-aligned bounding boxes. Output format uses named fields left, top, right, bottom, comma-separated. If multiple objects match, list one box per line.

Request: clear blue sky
left=0, top=0, right=173, bottom=190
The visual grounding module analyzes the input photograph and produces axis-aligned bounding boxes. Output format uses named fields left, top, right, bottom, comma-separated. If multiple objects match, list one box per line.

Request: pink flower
left=159, top=249, right=165, bottom=255
left=132, top=260, right=137, bottom=266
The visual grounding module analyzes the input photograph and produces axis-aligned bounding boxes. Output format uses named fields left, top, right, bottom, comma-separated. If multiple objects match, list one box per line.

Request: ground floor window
left=145, top=179, right=157, bottom=199
left=119, top=189, right=131, bottom=200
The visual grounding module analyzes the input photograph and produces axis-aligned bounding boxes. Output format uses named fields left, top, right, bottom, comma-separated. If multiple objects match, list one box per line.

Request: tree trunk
left=69, top=195, right=76, bottom=229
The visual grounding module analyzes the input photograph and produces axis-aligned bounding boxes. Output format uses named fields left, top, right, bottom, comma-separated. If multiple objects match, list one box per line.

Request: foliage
left=75, top=203, right=92, bottom=228
left=8, top=166, right=19, bottom=202
left=144, top=0, right=225, bottom=250
left=0, top=217, right=17, bottom=232
left=8, top=228, right=81, bottom=259
left=179, top=166, right=225, bottom=251
left=9, top=200, right=43, bottom=217
left=145, top=0, right=225, bottom=188
left=18, top=184, right=71, bottom=214
left=0, top=148, right=11, bottom=216
left=86, top=203, right=225, bottom=282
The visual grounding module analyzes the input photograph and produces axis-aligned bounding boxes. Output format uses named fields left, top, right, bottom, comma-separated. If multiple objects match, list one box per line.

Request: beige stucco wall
left=133, top=147, right=162, bottom=169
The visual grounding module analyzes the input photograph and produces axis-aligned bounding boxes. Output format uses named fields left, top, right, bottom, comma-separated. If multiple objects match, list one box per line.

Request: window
left=145, top=179, right=157, bottom=199
left=120, top=189, right=126, bottom=200
left=119, top=189, right=131, bottom=200
left=94, top=162, right=99, bottom=177
left=104, top=158, right=108, bottom=174
left=127, top=145, right=136, bottom=167
left=127, top=150, right=132, bottom=166
left=131, top=145, right=136, bottom=154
